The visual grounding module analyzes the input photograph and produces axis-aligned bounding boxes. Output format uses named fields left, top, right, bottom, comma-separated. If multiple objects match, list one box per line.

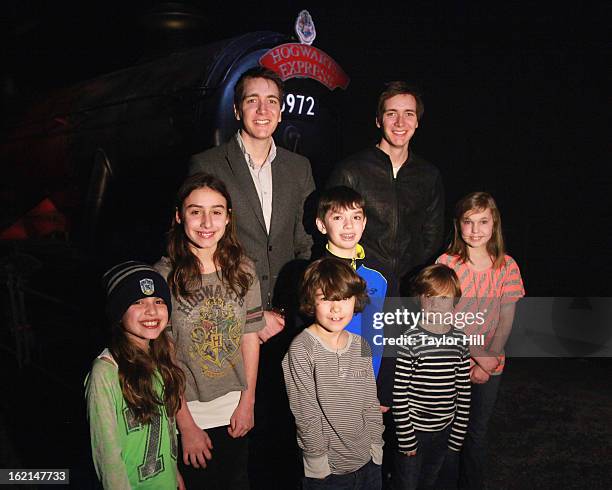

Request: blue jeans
left=459, top=374, right=502, bottom=490
left=392, top=426, right=451, bottom=490
left=302, top=460, right=382, bottom=490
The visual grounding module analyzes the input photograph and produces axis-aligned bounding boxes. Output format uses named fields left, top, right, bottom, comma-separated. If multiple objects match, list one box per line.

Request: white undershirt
left=187, top=391, right=241, bottom=429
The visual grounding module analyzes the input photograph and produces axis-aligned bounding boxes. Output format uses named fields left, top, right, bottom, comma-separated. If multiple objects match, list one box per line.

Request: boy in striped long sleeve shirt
left=392, top=264, right=471, bottom=490
left=283, top=258, right=384, bottom=489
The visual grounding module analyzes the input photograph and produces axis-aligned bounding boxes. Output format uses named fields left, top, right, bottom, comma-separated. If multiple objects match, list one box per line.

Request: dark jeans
left=458, top=373, right=502, bottom=490
left=178, top=425, right=249, bottom=490
left=250, top=335, right=302, bottom=490
left=381, top=410, right=397, bottom=490
left=392, top=426, right=451, bottom=490
left=302, top=460, right=382, bottom=490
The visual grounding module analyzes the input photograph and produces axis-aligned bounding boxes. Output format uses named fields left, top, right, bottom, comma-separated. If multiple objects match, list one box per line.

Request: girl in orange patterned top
left=436, top=191, right=524, bottom=489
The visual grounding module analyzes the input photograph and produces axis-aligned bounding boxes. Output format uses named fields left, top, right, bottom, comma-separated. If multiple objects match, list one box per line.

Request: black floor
left=1, top=325, right=611, bottom=490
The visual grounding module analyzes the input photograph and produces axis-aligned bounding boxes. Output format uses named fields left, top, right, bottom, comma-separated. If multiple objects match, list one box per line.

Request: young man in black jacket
left=327, top=81, right=444, bottom=299
left=327, top=84, right=445, bottom=485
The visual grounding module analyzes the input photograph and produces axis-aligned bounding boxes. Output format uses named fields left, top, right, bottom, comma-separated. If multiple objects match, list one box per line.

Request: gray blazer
left=189, top=136, right=314, bottom=308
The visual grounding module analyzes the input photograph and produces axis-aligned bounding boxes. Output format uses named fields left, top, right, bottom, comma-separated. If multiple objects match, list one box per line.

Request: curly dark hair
left=300, top=257, right=369, bottom=317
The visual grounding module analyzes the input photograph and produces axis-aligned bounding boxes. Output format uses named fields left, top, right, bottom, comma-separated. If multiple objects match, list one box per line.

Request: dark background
left=3, top=0, right=610, bottom=296
left=1, top=1, right=611, bottom=488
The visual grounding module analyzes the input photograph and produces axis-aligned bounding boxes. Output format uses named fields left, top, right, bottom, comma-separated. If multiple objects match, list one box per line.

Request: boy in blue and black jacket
left=315, top=186, right=389, bottom=381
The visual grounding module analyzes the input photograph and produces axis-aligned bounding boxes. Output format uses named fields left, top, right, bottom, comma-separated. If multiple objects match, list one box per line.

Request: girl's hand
left=181, top=425, right=213, bottom=468
left=228, top=399, right=255, bottom=438
left=258, top=310, right=285, bottom=343
left=492, top=354, right=506, bottom=374
left=470, top=364, right=490, bottom=384
left=177, top=469, right=186, bottom=490
left=380, top=405, right=390, bottom=413
left=401, top=450, right=417, bottom=457
left=474, top=353, right=500, bottom=374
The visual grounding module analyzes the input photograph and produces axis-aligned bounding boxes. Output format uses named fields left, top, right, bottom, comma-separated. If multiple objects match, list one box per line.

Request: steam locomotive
left=1, top=29, right=348, bottom=262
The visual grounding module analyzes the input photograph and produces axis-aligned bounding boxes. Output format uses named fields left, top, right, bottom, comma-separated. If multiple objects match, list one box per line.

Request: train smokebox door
left=197, top=11, right=350, bottom=188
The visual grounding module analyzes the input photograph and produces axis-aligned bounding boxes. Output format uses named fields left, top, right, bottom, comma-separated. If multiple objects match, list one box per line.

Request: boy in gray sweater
left=282, top=257, right=384, bottom=489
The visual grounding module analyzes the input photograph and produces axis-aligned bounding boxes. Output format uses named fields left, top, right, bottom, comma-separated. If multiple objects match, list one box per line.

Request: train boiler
left=1, top=15, right=349, bottom=264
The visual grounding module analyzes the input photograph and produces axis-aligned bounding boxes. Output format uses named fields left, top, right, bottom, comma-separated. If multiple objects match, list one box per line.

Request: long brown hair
left=110, top=324, right=185, bottom=425
left=167, top=172, right=253, bottom=299
left=447, top=191, right=507, bottom=269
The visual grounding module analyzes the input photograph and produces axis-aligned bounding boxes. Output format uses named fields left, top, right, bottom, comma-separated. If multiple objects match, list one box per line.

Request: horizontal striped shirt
left=393, top=326, right=471, bottom=453
left=282, top=329, right=384, bottom=478
left=436, top=253, right=525, bottom=347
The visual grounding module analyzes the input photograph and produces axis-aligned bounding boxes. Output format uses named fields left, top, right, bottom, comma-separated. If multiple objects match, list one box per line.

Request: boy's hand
left=380, top=405, right=390, bottom=413
left=258, top=310, right=285, bottom=343
left=180, top=425, right=213, bottom=468
left=470, top=364, right=490, bottom=384
left=401, top=450, right=417, bottom=457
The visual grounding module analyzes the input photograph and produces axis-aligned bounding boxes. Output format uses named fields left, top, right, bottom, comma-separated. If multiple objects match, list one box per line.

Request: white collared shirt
left=236, top=132, right=276, bottom=233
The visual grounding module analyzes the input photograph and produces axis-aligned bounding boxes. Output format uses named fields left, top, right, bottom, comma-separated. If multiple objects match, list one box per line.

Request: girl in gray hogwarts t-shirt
left=155, top=257, right=264, bottom=403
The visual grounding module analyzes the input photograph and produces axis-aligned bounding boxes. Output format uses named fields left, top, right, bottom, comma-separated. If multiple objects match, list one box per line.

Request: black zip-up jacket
left=327, top=146, right=444, bottom=405
left=327, top=146, right=444, bottom=295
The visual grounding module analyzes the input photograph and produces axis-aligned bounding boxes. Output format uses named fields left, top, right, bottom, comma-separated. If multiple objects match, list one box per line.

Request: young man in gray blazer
left=189, top=67, right=315, bottom=342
